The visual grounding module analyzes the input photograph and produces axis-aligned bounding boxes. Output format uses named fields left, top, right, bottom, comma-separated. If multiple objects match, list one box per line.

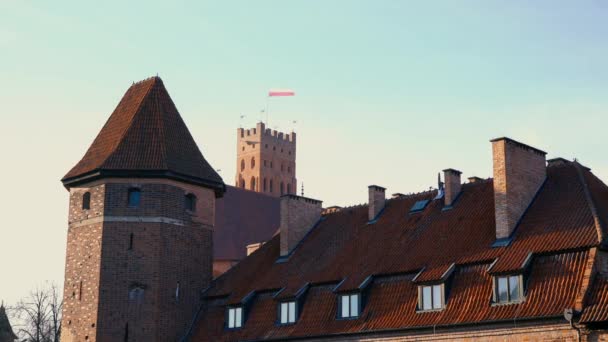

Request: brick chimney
left=280, top=195, right=323, bottom=256
left=491, top=137, right=547, bottom=240
left=368, top=185, right=386, bottom=221
left=443, top=169, right=462, bottom=207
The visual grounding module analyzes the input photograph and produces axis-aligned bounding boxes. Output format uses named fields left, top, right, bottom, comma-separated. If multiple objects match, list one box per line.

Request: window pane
left=432, top=285, right=442, bottom=309
left=128, top=190, right=140, bottom=207
left=422, top=286, right=432, bottom=310
left=288, top=302, right=296, bottom=323
left=341, top=295, right=350, bottom=318
left=509, top=276, right=520, bottom=301
left=235, top=308, right=242, bottom=328
left=498, top=277, right=509, bottom=302
left=350, top=294, right=359, bottom=317
left=281, top=303, right=288, bottom=323
left=228, top=309, right=235, bottom=328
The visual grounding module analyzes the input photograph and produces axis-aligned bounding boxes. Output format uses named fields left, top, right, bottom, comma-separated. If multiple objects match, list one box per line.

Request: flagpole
left=266, top=95, right=269, bottom=126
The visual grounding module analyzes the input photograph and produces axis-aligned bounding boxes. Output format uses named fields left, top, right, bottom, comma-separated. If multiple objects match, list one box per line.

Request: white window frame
left=339, top=293, right=360, bottom=319
left=227, top=306, right=243, bottom=329
left=494, top=275, right=522, bottom=304
left=279, top=301, right=297, bottom=324
left=418, top=284, right=444, bottom=311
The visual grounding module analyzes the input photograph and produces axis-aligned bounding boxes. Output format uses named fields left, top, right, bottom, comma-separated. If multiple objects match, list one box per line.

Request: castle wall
left=61, top=180, right=215, bottom=342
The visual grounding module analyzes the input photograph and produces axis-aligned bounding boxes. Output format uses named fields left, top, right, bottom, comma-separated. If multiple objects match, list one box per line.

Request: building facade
left=62, top=78, right=608, bottom=341
left=235, top=122, right=297, bottom=197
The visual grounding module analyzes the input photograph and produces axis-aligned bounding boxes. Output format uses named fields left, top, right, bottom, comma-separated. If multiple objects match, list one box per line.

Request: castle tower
left=60, top=77, right=225, bottom=342
left=235, top=122, right=297, bottom=197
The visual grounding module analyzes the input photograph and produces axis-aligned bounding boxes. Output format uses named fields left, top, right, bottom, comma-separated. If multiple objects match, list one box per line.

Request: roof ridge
left=574, top=161, right=605, bottom=245
left=98, top=78, right=158, bottom=170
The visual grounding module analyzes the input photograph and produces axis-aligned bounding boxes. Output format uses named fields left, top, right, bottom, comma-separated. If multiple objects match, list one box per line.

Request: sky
left=1, top=0, right=607, bottom=306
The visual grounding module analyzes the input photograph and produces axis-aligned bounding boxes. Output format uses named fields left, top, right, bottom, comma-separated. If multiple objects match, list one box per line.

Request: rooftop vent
left=410, top=200, right=430, bottom=213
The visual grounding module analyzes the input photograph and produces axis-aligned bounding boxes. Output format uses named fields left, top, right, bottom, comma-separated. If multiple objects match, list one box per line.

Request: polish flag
left=268, top=89, right=295, bottom=97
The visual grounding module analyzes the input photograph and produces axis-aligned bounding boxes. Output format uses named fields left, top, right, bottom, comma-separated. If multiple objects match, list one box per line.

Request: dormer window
left=227, top=306, right=243, bottom=329
left=418, top=284, right=444, bottom=311
left=82, top=192, right=91, bottom=210
left=127, top=188, right=140, bottom=208
left=185, top=193, right=196, bottom=212
left=494, top=275, right=522, bottom=304
left=279, top=301, right=297, bottom=324
left=338, top=293, right=360, bottom=319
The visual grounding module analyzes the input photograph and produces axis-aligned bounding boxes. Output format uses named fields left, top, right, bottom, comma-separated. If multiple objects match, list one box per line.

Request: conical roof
left=62, top=77, right=224, bottom=195
left=0, top=305, right=17, bottom=342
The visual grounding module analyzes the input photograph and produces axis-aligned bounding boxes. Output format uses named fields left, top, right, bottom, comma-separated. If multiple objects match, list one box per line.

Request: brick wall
left=301, top=321, right=592, bottom=341
left=492, top=138, right=546, bottom=239
left=61, top=179, right=216, bottom=342
left=280, top=195, right=322, bottom=256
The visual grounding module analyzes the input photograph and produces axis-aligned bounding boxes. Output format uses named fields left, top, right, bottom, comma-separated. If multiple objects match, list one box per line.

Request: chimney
left=280, top=195, right=323, bottom=256
left=443, top=169, right=462, bottom=207
left=491, top=137, right=547, bottom=240
left=368, top=185, right=386, bottom=221
left=468, top=176, right=484, bottom=183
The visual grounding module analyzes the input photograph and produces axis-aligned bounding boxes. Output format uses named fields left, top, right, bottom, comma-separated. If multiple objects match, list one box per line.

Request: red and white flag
left=268, top=89, right=295, bottom=97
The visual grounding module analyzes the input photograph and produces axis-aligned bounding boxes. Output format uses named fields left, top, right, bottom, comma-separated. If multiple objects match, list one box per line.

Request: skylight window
left=410, top=199, right=430, bottom=213
left=227, top=307, right=243, bottom=329
left=495, top=275, right=521, bottom=304
left=418, top=284, right=444, bottom=311
left=279, top=301, right=297, bottom=324
left=339, top=293, right=360, bottom=319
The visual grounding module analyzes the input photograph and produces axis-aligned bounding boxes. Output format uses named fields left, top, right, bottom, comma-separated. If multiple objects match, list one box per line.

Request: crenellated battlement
left=237, top=122, right=296, bottom=143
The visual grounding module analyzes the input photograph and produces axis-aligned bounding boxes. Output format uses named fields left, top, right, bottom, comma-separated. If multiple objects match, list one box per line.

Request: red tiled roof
left=214, top=186, right=280, bottom=261
left=62, top=77, right=224, bottom=193
left=581, top=275, right=608, bottom=323
left=190, top=161, right=608, bottom=340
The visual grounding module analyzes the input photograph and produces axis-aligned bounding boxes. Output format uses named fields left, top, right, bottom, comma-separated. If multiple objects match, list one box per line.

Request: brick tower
left=235, top=122, right=297, bottom=197
left=60, top=77, right=225, bottom=342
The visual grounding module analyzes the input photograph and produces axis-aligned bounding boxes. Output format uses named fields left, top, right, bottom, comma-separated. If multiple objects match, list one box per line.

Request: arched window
left=239, top=178, right=245, bottom=189
left=128, top=188, right=140, bottom=207
left=270, top=179, right=274, bottom=193
left=82, top=192, right=91, bottom=210
left=287, top=166, right=291, bottom=173
left=250, top=177, right=256, bottom=191
left=287, top=183, right=292, bottom=194
left=251, top=157, right=255, bottom=169
left=263, top=178, right=267, bottom=192
left=185, top=193, right=197, bottom=212
left=240, top=159, right=245, bottom=171
left=280, top=182, right=285, bottom=195
left=128, top=285, right=145, bottom=303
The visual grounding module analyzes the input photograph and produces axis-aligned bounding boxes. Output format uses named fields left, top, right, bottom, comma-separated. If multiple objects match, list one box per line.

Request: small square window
left=339, top=294, right=360, bottom=318
left=495, top=275, right=522, bottom=303
left=419, top=284, right=444, bottom=311
left=128, top=188, right=140, bottom=207
left=227, top=307, right=243, bottom=329
left=279, top=301, right=297, bottom=324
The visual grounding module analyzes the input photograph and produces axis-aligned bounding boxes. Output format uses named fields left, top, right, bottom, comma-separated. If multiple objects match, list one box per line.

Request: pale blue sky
left=1, top=0, right=607, bottom=305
